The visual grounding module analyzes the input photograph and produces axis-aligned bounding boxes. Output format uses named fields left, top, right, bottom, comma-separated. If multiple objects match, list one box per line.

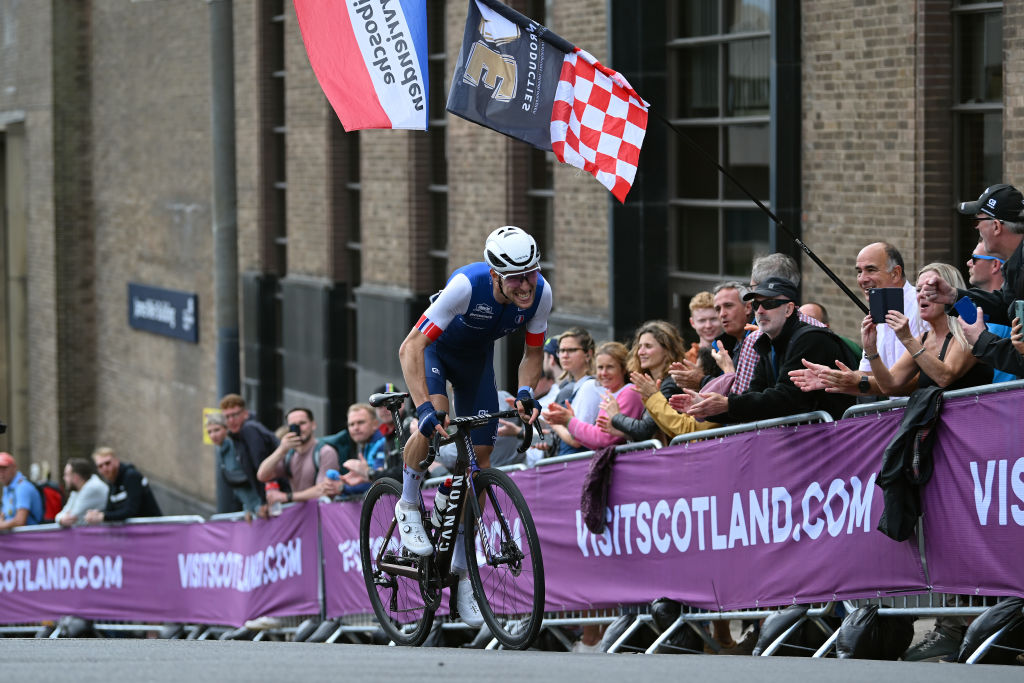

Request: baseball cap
left=373, top=382, right=401, bottom=395
left=957, top=184, right=1024, bottom=222
left=543, top=336, right=559, bottom=356
left=743, top=277, right=799, bottom=304
left=0, top=452, right=15, bottom=467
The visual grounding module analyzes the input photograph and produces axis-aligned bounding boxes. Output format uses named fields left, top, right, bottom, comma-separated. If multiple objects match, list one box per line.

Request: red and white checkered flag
left=550, top=48, right=649, bottom=203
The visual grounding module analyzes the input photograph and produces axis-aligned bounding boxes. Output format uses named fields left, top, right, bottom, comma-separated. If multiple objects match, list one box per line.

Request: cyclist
left=396, top=226, right=550, bottom=625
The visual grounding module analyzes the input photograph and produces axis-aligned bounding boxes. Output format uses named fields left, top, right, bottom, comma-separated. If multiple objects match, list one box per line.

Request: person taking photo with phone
left=257, top=407, right=341, bottom=505
left=807, top=264, right=992, bottom=397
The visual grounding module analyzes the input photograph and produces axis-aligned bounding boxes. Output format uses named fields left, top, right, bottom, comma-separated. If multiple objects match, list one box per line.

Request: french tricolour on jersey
left=293, top=0, right=429, bottom=131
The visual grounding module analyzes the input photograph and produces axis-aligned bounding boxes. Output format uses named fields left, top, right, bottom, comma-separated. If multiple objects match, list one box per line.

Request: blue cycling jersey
left=416, top=262, right=551, bottom=352
left=414, top=261, right=552, bottom=445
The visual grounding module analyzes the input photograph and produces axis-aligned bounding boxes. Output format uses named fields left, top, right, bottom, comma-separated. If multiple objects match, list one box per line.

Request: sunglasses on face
left=751, top=298, right=792, bottom=311
left=500, top=270, right=540, bottom=288
left=970, top=253, right=1005, bottom=265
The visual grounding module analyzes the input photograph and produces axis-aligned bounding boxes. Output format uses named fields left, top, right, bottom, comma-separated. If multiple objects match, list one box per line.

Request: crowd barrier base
left=3, top=596, right=1020, bottom=662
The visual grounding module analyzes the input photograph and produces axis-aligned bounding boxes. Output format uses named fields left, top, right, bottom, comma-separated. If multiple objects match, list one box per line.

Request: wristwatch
left=858, top=375, right=871, bottom=394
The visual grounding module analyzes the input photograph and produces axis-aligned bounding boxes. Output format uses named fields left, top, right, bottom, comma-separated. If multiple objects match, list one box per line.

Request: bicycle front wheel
left=359, top=477, right=434, bottom=646
left=464, top=468, right=545, bottom=649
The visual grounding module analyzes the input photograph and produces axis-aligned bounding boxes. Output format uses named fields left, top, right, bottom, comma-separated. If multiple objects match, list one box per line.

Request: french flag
left=293, top=0, right=429, bottom=131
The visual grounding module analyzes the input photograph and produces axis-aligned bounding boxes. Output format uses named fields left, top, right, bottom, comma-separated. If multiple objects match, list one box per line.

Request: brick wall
left=284, top=11, right=333, bottom=279
left=549, top=0, right=612, bottom=323
left=1006, top=1, right=1024, bottom=183
left=13, top=0, right=1024, bottom=510
left=2, top=2, right=62, bottom=467
left=234, top=0, right=261, bottom=276
left=88, top=0, right=218, bottom=498
left=802, top=0, right=920, bottom=340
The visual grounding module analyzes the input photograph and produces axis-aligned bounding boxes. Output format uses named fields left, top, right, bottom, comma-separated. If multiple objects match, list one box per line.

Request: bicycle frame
left=371, top=400, right=528, bottom=588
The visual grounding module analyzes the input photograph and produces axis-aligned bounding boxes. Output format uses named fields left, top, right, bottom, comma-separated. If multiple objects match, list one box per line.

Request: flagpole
left=652, top=112, right=869, bottom=315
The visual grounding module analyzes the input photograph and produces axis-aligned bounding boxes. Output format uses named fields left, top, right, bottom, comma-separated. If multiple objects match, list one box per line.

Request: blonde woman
left=810, top=263, right=993, bottom=396
left=600, top=320, right=688, bottom=443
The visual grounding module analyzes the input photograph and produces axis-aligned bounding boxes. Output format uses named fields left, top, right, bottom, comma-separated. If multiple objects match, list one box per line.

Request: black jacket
left=876, top=386, right=945, bottom=542
left=231, top=418, right=282, bottom=503
left=954, top=238, right=1024, bottom=377
left=956, top=238, right=1024, bottom=327
left=713, top=315, right=856, bottom=423
left=970, top=329, right=1024, bottom=378
left=103, top=462, right=162, bottom=521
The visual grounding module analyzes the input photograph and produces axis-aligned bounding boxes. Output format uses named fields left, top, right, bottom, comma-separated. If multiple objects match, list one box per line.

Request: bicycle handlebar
left=370, top=394, right=537, bottom=468
left=439, top=408, right=535, bottom=455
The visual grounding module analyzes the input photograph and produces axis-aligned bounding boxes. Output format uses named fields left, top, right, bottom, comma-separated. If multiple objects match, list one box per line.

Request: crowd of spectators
left=3, top=184, right=1022, bottom=659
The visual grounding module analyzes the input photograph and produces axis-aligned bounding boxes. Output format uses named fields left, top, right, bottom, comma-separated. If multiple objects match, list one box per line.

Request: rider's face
left=492, top=268, right=538, bottom=309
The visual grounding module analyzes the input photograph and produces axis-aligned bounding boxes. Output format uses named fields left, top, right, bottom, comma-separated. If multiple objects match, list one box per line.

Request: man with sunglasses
left=395, top=225, right=551, bottom=626
left=920, top=184, right=1024, bottom=378
left=685, top=277, right=856, bottom=423
left=966, top=240, right=1017, bottom=382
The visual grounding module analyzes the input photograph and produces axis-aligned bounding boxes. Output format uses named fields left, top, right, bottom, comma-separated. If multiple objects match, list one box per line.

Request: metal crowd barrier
left=841, top=377, right=1024, bottom=420
left=669, top=410, right=834, bottom=446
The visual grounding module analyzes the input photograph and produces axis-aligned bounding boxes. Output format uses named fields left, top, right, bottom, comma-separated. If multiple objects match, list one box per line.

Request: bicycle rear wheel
left=359, top=477, right=434, bottom=646
left=464, top=468, right=545, bottom=649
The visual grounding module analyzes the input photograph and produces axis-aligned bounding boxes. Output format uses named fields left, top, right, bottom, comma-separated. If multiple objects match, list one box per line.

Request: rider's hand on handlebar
left=515, top=386, right=539, bottom=425
left=416, top=401, right=449, bottom=439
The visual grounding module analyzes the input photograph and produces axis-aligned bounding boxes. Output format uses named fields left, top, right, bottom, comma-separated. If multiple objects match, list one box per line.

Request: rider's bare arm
left=399, top=328, right=435, bottom=409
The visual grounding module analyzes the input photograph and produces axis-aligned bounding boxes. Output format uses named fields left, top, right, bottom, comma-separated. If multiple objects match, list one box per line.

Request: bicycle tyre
left=464, top=468, right=545, bottom=649
left=359, top=477, right=434, bottom=646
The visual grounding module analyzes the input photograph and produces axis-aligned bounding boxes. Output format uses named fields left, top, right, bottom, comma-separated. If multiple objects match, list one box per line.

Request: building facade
left=0, top=0, right=1014, bottom=510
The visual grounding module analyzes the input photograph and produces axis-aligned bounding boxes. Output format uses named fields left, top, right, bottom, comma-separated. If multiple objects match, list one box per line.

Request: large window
left=953, top=1, right=1002, bottom=263
left=667, top=1, right=773, bottom=307
left=427, top=0, right=449, bottom=292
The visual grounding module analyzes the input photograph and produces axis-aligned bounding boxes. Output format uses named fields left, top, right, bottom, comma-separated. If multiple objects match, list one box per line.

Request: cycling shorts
left=423, top=342, right=499, bottom=447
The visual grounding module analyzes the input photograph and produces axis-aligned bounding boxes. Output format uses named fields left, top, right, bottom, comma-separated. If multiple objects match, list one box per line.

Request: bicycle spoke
left=360, top=478, right=435, bottom=646
left=465, top=469, right=545, bottom=649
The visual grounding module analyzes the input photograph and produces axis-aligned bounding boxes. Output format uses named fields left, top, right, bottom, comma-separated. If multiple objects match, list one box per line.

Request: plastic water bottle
left=429, top=478, right=453, bottom=527
left=265, top=481, right=283, bottom=517
left=322, top=469, right=342, bottom=503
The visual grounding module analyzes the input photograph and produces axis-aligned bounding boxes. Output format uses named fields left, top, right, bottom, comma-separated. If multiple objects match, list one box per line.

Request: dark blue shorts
left=423, top=342, right=498, bottom=446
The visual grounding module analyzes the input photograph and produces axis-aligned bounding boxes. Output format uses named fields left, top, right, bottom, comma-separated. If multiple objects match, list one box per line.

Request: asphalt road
left=1, top=640, right=1021, bottom=683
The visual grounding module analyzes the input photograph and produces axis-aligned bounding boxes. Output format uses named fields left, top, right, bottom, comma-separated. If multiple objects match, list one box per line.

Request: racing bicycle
left=360, top=390, right=545, bottom=649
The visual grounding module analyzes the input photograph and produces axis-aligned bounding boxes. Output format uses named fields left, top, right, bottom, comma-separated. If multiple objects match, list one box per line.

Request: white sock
left=401, top=465, right=423, bottom=506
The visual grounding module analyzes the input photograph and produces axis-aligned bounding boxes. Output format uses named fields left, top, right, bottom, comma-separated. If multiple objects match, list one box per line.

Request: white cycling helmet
left=483, top=226, right=540, bottom=274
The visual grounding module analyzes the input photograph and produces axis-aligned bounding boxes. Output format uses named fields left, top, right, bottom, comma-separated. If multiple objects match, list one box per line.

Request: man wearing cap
left=685, top=277, right=856, bottom=423
left=921, top=183, right=1024, bottom=377
left=0, top=452, right=44, bottom=529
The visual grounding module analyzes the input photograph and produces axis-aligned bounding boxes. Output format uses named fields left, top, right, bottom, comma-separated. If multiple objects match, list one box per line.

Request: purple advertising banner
left=522, top=413, right=928, bottom=611
left=318, top=412, right=928, bottom=615
left=320, top=501, right=373, bottom=618
left=3, top=388, right=1020, bottom=627
left=919, top=391, right=1024, bottom=596
left=0, top=504, right=319, bottom=626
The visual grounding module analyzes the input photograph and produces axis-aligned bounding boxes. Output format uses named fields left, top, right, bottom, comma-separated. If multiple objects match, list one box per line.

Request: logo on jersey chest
left=468, top=302, right=496, bottom=320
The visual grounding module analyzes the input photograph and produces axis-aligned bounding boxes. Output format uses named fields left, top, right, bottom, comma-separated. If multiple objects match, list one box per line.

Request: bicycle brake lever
left=417, top=411, right=450, bottom=470
left=517, top=421, right=534, bottom=454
